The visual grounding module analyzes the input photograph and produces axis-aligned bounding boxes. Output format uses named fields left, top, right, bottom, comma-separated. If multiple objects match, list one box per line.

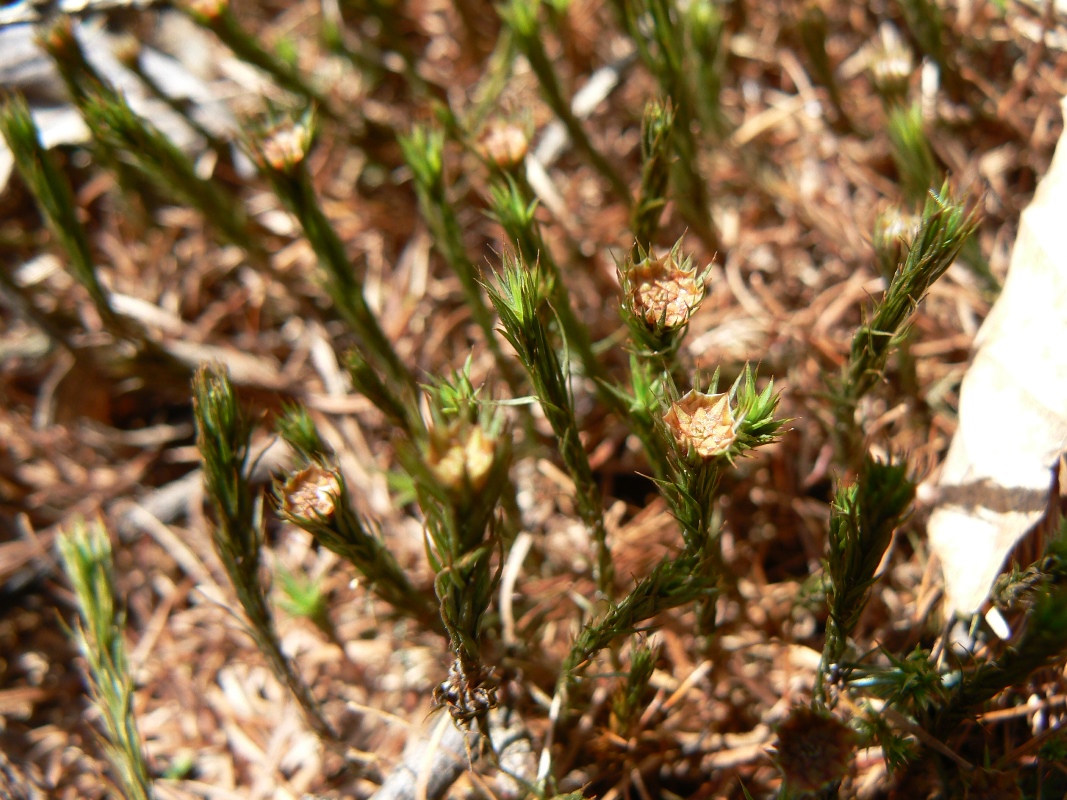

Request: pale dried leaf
left=927, top=96, right=1067, bottom=615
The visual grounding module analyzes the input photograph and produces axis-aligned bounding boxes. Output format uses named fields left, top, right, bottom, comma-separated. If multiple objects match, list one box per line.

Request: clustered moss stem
left=488, top=177, right=610, bottom=396
left=193, top=364, right=338, bottom=742
left=833, top=186, right=979, bottom=467
left=252, top=123, right=421, bottom=433
left=181, top=1, right=336, bottom=115
left=488, top=253, right=616, bottom=596
left=502, top=0, right=631, bottom=205
left=40, top=20, right=263, bottom=260
left=58, top=519, right=155, bottom=800
left=819, top=457, right=914, bottom=700
left=400, top=126, right=527, bottom=396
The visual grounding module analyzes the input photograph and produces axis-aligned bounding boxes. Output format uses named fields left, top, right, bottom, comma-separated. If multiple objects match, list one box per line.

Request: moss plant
left=401, top=368, right=512, bottom=728
left=631, top=98, right=675, bottom=250
left=0, top=92, right=188, bottom=380
left=659, top=368, right=782, bottom=631
left=486, top=177, right=607, bottom=395
left=250, top=118, right=420, bottom=429
left=179, top=0, right=335, bottom=114
left=611, top=0, right=720, bottom=251
left=488, top=252, right=616, bottom=596
left=610, top=642, right=658, bottom=736
left=58, top=519, right=155, bottom=800
left=501, top=0, right=631, bottom=204
left=399, top=124, right=527, bottom=395
left=931, top=583, right=1067, bottom=742
left=276, top=458, right=444, bottom=634
left=833, top=185, right=979, bottom=465
left=821, top=456, right=915, bottom=694
left=40, top=19, right=262, bottom=259
left=19, top=5, right=1067, bottom=798
left=192, top=364, right=337, bottom=742
left=887, top=101, right=940, bottom=206
left=0, top=95, right=113, bottom=326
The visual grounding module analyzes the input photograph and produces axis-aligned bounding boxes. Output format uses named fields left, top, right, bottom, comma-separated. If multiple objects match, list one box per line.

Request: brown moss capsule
left=184, top=0, right=229, bottom=20
left=477, top=122, right=529, bottom=171
left=280, top=464, right=341, bottom=520
left=663, top=390, right=737, bottom=460
left=259, top=123, right=311, bottom=172
left=621, top=240, right=708, bottom=331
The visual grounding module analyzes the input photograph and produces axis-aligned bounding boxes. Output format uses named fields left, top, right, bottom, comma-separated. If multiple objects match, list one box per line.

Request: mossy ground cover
left=1, top=1, right=1066, bottom=798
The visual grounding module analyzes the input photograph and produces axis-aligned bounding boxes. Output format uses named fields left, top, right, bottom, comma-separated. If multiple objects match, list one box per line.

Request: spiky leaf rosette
left=658, top=366, right=782, bottom=554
